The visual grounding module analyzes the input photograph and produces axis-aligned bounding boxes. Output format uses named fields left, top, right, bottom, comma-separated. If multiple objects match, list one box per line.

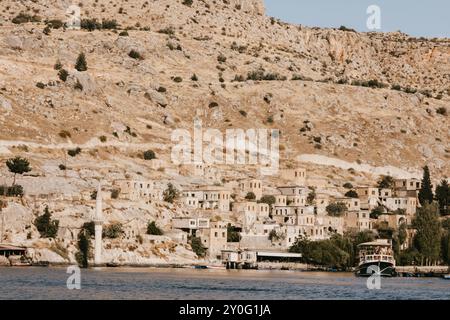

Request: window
left=215, top=232, right=218, bottom=237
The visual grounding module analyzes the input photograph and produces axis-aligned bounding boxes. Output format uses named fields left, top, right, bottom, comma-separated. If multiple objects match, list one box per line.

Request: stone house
left=197, top=221, right=228, bottom=260
left=238, top=179, right=263, bottom=200
left=280, top=167, right=307, bottom=186
left=181, top=185, right=231, bottom=212
left=113, top=180, right=164, bottom=202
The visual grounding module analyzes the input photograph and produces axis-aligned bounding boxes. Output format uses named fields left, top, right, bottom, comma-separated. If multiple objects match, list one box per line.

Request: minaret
left=94, top=183, right=103, bottom=266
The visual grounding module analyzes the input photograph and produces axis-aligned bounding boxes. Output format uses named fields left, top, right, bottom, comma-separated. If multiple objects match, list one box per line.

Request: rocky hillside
left=0, top=0, right=448, bottom=246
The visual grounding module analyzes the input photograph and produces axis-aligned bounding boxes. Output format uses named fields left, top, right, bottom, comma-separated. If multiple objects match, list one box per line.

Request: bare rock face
left=0, top=95, right=12, bottom=113
left=227, top=0, right=265, bottom=15
left=4, top=35, right=23, bottom=50
left=67, top=70, right=98, bottom=95
left=145, top=90, right=168, bottom=108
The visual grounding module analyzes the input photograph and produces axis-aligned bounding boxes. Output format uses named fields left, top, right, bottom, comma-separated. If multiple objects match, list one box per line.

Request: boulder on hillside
left=145, top=90, right=168, bottom=108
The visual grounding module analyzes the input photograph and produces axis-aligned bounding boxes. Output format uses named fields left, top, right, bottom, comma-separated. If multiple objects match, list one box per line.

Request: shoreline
left=2, top=263, right=448, bottom=278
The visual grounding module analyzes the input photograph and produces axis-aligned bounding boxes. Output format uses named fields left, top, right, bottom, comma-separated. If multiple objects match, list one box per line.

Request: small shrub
left=103, top=223, right=124, bottom=239
left=143, top=150, right=156, bottom=160
left=59, top=130, right=71, bottom=139
left=343, top=182, right=353, bottom=189
left=217, top=54, right=227, bottom=63
left=46, top=19, right=64, bottom=29
left=58, top=69, right=69, bottom=82
left=99, top=135, right=107, bottom=143
left=128, top=50, right=143, bottom=60
left=339, top=25, right=356, bottom=32
left=436, top=107, right=447, bottom=116
left=157, top=86, right=167, bottom=93
left=147, top=221, right=163, bottom=235
left=191, top=74, right=198, bottom=81
left=12, top=13, right=41, bottom=24
left=119, top=31, right=129, bottom=36
left=74, top=81, right=83, bottom=91
left=173, top=76, right=183, bottom=83
left=101, top=19, right=118, bottom=29
left=58, top=164, right=67, bottom=171
left=68, top=147, right=82, bottom=157
left=54, top=60, right=63, bottom=70
left=239, top=110, right=247, bottom=117
left=182, top=0, right=194, bottom=7
left=80, top=18, right=102, bottom=31
left=43, top=26, right=51, bottom=35
left=111, top=189, right=120, bottom=199
left=158, top=27, right=175, bottom=36
left=36, top=82, right=46, bottom=89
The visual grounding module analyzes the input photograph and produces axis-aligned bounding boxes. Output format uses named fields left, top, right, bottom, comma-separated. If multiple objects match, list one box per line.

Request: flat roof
left=0, top=244, right=26, bottom=251
left=256, top=251, right=302, bottom=258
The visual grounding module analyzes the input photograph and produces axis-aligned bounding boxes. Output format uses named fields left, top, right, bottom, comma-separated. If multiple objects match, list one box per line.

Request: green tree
left=258, top=195, right=276, bottom=206
left=377, top=175, right=394, bottom=189
left=227, top=224, right=241, bottom=242
left=326, top=202, right=348, bottom=217
left=163, top=183, right=179, bottom=203
left=307, top=188, right=316, bottom=205
left=245, top=192, right=256, bottom=200
left=418, top=166, right=434, bottom=206
left=370, top=206, right=386, bottom=219
left=75, top=52, right=88, bottom=71
left=344, top=190, right=358, bottom=198
left=190, top=237, right=206, bottom=258
left=435, top=179, right=449, bottom=216
left=76, top=231, right=90, bottom=268
left=34, top=206, right=59, bottom=238
left=412, top=202, right=441, bottom=265
left=6, top=157, right=31, bottom=185
left=147, top=221, right=163, bottom=235
left=81, top=221, right=95, bottom=238
left=103, top=223, right=124, bottom=239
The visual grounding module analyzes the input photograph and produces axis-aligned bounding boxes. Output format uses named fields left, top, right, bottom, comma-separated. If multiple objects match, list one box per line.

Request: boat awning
left=357, top=241, right=391, bottom=247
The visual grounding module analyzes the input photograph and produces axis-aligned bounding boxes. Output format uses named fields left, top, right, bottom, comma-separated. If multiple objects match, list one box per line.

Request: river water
left=0, top=267, right=448, bottom=300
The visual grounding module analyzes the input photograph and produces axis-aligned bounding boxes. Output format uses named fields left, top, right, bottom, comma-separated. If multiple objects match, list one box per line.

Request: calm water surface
left=0, top=267, right=448, bottom=300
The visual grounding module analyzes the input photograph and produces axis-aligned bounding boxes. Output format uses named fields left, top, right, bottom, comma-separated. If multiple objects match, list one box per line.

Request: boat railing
left=361, top=255, right=394, bottom=263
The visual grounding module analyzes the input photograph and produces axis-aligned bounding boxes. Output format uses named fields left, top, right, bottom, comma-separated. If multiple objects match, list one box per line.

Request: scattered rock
left=145, top=90, right=168, bottom=108
left=67, top=70, right=97, bottom=94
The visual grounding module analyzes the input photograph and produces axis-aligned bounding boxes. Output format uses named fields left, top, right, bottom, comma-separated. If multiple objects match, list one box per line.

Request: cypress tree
left=75, top=53, right=87, bottom=72
left=435, top=179, right=449, bottom=216
left=413, top=202, right=441, bottom=266
left=418, top=166, right=433, bottom=206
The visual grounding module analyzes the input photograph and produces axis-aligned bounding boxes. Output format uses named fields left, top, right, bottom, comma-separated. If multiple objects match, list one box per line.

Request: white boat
left=355, top=239, right=396, bottom=277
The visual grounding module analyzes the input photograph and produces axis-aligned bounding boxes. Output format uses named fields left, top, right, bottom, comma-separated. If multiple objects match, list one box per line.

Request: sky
left=264, top=0, right=450, bottom=38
